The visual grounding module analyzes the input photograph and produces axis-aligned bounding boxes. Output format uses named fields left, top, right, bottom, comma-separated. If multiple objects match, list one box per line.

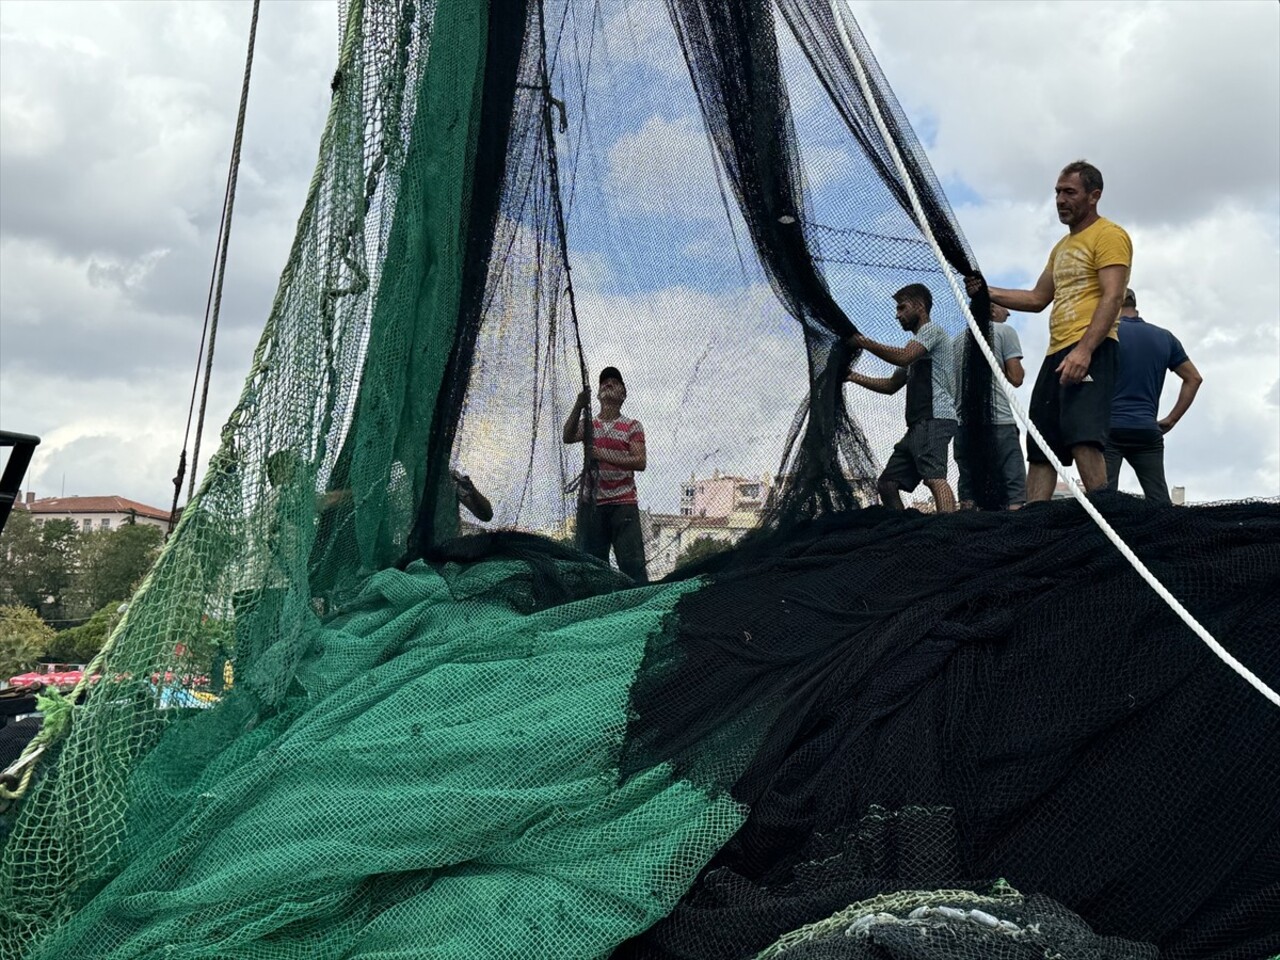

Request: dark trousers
left=1104, top=427, right=1170, bottom=505
left=955, top=423, right=1027, bottom=507
left=577, top=502, right=649, bottom=583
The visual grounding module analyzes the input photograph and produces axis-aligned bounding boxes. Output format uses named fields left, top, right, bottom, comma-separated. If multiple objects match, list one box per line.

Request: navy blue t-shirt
left=1111, top=315, right=1189, bottom=429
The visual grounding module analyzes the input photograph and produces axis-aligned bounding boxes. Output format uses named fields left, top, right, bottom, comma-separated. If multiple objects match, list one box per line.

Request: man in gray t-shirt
left=952, top=305, right=1027, bottom=508
left=848, top=283, right=958, bottom=513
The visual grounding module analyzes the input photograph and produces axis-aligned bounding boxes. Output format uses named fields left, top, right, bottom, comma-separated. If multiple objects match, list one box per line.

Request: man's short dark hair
left=1061, top=159, right=1104, bottom=194
left=893, top=283, right=932, bottom=312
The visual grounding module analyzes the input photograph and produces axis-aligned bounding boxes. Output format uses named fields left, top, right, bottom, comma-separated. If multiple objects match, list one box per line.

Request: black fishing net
left=616, top=497, right=1280, bottom=960
left=386, top=0, right=1005, bottom=556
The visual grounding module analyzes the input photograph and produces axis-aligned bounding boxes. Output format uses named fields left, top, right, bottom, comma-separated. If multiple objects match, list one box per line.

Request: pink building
left=646, top=471, right=774, bottom=578
left=679, top=470, right=770, bottom=519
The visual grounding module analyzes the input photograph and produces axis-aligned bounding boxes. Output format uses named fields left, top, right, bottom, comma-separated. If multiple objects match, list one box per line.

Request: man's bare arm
left=1158, top=360, right=1203, bottom=433
left=970, top=267, right=1055, bottom=314
left=850, top=334, right=926, bottom=368
left=317, top=489, right=352, bottom=511
left=847, top=369, right=907, bottom=395
left=562, top=389, right=588, bottom=444
left=455, top=475, right=494, bottom=522
left=1057, top=263, right=1127, bottom=385
left=1004, top=356, right=1025, bottom=388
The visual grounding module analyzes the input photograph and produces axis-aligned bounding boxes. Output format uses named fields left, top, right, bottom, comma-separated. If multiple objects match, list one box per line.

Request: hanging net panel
left=1, top=2, right=1277, bottom=959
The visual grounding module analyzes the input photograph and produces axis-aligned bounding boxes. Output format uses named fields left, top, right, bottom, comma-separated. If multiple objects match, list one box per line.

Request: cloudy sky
left=1, top=0, right=1277, bottom=512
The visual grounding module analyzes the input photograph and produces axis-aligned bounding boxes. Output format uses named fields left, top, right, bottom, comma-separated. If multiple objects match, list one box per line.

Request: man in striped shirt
left=563, top=366, right=649, bottom=582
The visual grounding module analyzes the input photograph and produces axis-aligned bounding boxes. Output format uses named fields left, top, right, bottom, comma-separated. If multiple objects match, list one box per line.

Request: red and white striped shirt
left=588, top=416, right=644, bottom=505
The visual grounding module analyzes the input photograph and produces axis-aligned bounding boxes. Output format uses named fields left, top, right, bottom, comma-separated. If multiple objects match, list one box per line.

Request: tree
left=72, top=523, right=163, bottom=615
left=46, top=600, right=126, bottom=664
left=674, top=535, right=730, bottom=570
left=0, top=604, right=54, bottom=679
left=0, top=512, right=80, bottom=621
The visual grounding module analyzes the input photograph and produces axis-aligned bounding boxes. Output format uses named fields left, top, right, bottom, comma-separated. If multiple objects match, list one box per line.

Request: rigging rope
left=830, top=0, right=1279, bottom=709
left=535, top=0, right=596, bottom=504
left=168, top=0, right=262, bottom=531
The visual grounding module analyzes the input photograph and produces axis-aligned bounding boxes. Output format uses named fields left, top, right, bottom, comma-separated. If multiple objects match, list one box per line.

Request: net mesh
left=1, top=2, right=1277, bottom=959
left=756, top=883, right=1159, bottom=960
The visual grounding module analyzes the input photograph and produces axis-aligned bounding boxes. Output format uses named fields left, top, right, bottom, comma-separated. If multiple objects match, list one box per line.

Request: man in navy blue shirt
left=1106, top=289, right=1203, bottom=504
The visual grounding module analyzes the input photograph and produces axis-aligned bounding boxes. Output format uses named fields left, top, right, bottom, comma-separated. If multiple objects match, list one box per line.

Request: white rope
left=831, top=1, right=1279, bottom=709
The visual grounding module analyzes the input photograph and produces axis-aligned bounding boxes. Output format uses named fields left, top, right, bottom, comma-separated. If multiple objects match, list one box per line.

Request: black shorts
left=881, top=418, right=956, bottom=492
left=1027, top=338, right=1118, bottom=466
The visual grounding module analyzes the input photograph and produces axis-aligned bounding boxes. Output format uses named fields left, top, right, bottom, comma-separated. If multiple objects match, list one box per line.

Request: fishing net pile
left=2, top=2, right=1277, bottom=959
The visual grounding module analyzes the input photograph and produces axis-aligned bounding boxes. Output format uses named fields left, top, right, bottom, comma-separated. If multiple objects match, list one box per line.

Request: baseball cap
left=599, top=366, right=624, bottom=386
left=1123, top=288, right=1137, bottom=306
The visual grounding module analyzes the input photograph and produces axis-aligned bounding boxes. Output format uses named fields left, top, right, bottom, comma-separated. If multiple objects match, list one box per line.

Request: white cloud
left=571, top=283, right=811, bottom=511
left=604, top=114, right=724, bottom=221
left=846, top=0, right=1279, bottom=500
left=597, top=0, right=688, bottom=82
left=0, top=0, right=334, bottom=508
left=4, top=366, right=247, bottom=509
left=955, top=195, right=1280, bottom=500
left=852, top=0, right=1280, bottom=223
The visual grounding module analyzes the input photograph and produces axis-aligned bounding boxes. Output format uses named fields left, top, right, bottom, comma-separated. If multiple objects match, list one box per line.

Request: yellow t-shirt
left=1045, top=217, right=1132, bottom=354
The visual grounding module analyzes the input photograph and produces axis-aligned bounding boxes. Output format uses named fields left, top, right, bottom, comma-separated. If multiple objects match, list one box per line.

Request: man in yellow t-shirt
left=967, top=160, right=1131, bottom=501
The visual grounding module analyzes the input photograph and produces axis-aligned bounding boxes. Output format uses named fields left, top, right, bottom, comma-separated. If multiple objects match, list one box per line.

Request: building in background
left=650, top=470, right=774, bottom=578
left=679, top=470, right=772, bottom=520
left=17, top=493, right=171, bottom=533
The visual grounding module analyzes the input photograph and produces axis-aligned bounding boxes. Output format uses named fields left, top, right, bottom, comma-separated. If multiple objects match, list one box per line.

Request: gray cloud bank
left=2, top=0, right=334, bottom=505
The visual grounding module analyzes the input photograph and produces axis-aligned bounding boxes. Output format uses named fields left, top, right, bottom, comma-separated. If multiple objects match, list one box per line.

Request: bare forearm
left=318, top=489, right=351, bottom=509
left=862, top=341, right=915, bottom=366
left=988, top=286, right=1049, bottom=313
left=1004, top=359, right=1025, bottom=388
left=848, top=373, right=900, bottom=395
left=1161, top=379, right=1202, bottom=427
left=461, top=489, right=493, bottom=522
left=562, top=407, right=585, bottom=444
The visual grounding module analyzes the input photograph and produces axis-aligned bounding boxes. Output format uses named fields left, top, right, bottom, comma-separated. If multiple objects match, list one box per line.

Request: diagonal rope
left=831, top=0, right=1278, bottom=709
left=168, top=0, right=262, bottom=530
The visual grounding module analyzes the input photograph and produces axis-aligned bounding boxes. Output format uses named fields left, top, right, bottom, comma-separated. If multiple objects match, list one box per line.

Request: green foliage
left=74, top=523, right=163, bottom=614
left=45, top=601, right=127, bottom=664
left=675, top=535, right=731, bottom=570
left=0, top=512, right=80, bottom=621
left=0, top=603, right=54, bottom=679
left=184, top=615, right=233, bottom=671
left=0, top=514, right=163, bottom=625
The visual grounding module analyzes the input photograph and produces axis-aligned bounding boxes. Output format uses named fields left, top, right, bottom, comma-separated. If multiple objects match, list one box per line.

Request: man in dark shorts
left=563, top=366, right=649, bottom=582
left=848, top=283, right=957, bottom=513
left=968, top=160, right=1131, bottom=500
left=1105, top=288, right=1203, bottom=504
